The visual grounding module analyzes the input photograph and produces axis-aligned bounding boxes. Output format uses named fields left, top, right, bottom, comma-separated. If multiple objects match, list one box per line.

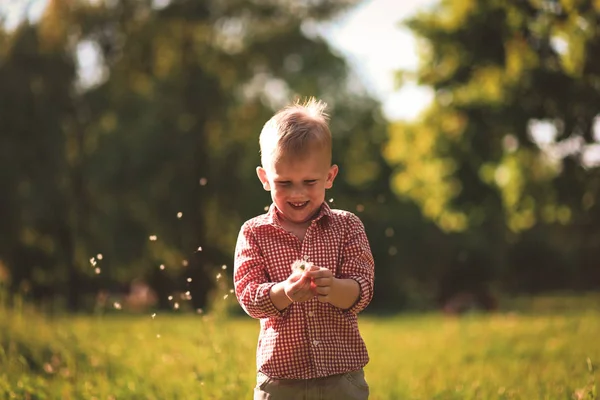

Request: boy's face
left=257, top=147, right=338, bottom=226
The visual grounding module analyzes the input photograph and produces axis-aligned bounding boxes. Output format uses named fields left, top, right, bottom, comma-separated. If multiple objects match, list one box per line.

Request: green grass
left=1, top=302, right=599, bottom=399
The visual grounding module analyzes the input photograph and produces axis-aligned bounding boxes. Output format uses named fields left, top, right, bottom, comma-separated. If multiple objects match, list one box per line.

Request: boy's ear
left=256, top=166, right=271, bottom=191
left=325, top=164, right=339, bottom=189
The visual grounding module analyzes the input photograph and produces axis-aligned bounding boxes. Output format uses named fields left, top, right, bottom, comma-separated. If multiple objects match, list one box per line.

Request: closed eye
left=304, top=180, right=317, bottom=185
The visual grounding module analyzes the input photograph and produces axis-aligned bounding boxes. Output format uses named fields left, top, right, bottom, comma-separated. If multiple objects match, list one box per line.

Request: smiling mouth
left=289, top=201, right=309, bottom=209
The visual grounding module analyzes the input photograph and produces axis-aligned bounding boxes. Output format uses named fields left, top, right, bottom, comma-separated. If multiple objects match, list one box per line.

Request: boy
left=233, top=98, right=374, bottom=400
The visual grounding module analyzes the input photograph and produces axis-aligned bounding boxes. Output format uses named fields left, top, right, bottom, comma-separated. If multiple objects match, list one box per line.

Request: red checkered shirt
left=233, top=202, right=374, bottom=379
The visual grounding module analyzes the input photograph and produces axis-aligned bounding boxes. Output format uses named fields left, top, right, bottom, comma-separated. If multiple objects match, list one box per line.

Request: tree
left=1, top=0, right=400, bottom=311
left=0, top=1, right=88, bottom=310
left=386, top=0, right=600, bottom=293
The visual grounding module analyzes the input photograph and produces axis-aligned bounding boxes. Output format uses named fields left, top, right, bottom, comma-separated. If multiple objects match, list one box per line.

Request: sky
left=0, top=0, right=433, bottom=121
left=2, top=0, right=598, bottom=164
left=322, top=0, right=435, bottom=120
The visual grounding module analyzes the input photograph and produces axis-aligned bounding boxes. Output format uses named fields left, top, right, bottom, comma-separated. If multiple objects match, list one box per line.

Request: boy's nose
left=290, top=185, right=305, bottom=197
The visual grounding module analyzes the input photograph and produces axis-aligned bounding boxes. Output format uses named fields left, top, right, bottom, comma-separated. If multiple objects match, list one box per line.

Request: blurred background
left=1, top=0, right=599, bottom=314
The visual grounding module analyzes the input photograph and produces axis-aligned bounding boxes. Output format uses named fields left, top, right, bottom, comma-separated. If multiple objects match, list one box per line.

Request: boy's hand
left=284, top=265, right=318, bottom=303
left=305, top=267, right=334, bottom=303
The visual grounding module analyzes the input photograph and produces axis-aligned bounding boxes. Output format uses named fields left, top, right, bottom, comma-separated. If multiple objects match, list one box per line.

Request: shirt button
left=313, top=340, right=320, bottom=346
left=308, top=311, right=314, bottom=317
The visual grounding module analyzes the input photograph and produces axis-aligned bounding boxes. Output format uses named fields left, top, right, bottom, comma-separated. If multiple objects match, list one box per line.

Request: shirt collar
left=264, top=202, right=332, bottom=228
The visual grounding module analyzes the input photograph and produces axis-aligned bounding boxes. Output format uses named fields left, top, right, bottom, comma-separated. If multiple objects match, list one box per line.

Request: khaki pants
left=253, top=369, right=369, bottom=400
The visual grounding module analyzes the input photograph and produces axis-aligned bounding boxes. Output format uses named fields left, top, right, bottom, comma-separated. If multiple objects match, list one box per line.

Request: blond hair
left=259, top=98, right=332, bottom=168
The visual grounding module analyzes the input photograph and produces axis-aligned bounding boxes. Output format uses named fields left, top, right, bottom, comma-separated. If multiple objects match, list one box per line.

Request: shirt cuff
left=345, top=276, right=371, bottom=314
left=259, top=282, right=288, bottom=318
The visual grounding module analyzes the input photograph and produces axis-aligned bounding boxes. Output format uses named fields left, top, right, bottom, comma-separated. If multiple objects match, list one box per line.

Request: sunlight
left=76, top=40, right=108, bottom=91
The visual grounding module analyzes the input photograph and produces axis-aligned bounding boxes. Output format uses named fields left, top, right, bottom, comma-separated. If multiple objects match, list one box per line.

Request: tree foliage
left=4, top=0, right=598, bottom=312
left=0, top=0, right=400, bottom=311
left=386, top=0, right=600, bottom=293
left=389, top=0, right=600, bottom=232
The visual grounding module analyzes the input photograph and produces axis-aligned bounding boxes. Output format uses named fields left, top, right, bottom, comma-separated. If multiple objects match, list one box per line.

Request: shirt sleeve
left=338, top=213, right=375, bottom=314
left=233, top=222, right=286, bottom=319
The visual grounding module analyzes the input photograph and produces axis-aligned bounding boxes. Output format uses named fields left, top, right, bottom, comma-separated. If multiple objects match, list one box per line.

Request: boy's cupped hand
left=304, top=268, right=333, bottom=303
left=283, top=265, right=334, bottom=304
left=283, top=264, right=318, bottom=303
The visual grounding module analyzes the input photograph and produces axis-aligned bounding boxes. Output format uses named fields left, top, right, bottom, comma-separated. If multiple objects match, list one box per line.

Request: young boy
left=233, top=98, right=375, bottom=400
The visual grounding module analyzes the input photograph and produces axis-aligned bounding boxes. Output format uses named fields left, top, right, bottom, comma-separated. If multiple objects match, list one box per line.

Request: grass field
left=1, top=296, right=599, bottom=399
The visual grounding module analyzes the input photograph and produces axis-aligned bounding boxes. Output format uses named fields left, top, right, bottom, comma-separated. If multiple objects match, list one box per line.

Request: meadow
left=1, top=295, right=599, bottom=399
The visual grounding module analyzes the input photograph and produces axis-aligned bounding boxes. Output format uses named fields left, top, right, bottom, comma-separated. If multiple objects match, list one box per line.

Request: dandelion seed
left=174, top=302, right=180, bottom=310
left=182, top=259, right=189, bottom=267
left=229, top=289, right=234, bottom=293
left=388, top=246, right=398, bottom=256
left=196, top=308, right=203, bottom=314
left=199, top=177, right=208, bottom=186
left=356, top=204, right=365, bottom=212
left=156, top=334, right=161, bottom=338
left=196, top=246, right=203, bottom=252
left=187, top=277, right=192, bottom=283
left=221, top=264, right=227, bottom=270
left=216, top=273, right=222, bottom=280
left=385, top=227, right=394, bottom=237
left=200, top=382, right=204, bottom=386
left=177, top=212, right=183, bottom=219
left=151, top=313, right=156, bottom=319
left=223, top=294, right=228, bottom=300
left=185, top=291, right=190, bottom=296
left=96, top=253, right=103, bottom=260
left=90, top=257, right=96, bottom=266
left=168, top=295, right=173, bottom=301
left=291, top=259, right=313, bottom=272
left=113, top=302, right=122, bottom=310
left=264, top=205, right=269, bottom=211
left=149, top=235, right=157, bottom=241
left=328, top=198, right=334, bottom=203
left=94, top=268, right=101, bottom=275
left=159, top=264, right=165, bottom=270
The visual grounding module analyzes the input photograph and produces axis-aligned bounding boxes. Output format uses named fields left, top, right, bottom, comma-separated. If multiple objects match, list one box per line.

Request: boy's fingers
left=295, top=290, right=315, bottom=303
left=290, top=285, right=306, bottom=296
left=313, top=276, right=333, bottom=287
left=317, top=294, right=329, bottom=303
left=290, top=279, right=315, bottom=294
left=316, top=286, right=330, bottom=296
left=289, top=273, right=303, bottom=282
left=304, top=269, right=332, bottom=279
left=306, top=264, right=319, bottom=272
left=291, top=272, right=311, bottom=284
